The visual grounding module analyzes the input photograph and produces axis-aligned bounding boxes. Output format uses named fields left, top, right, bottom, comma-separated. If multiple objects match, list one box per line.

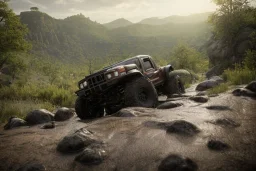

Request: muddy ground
left=0, top=86, right=256, bottom=171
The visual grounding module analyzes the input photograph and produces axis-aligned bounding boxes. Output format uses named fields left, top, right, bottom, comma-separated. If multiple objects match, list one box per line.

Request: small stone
left=75, top=146, right=106, bottom=165
left=158, top=154, right=198, bottom=171
left=57, top=129, right=97, bottom=153
left=206, top=105, right=231, bottom=111
left=189, top=96, right=209, bottom=103
left=157, top=102, right=183, bottom=109
left=166, top=120, right=200, bottom=136
left=113, top=109, right=136, bottom=117
left=16, top=162, right=46, bottom=171
left=54, top=107, right=75, bottom=121
left=210, top=118, right=240, bottom=128
left=41, top=121, right=55, bottom=129
left=25, top=109, right=54, bottom=125
left=4, top=117, right=27, bottom=130
left=207, top=140, right=230, bottom=151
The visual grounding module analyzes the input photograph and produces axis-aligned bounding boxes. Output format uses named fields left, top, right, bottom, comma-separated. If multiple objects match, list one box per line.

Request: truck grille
left=87, top=73, right=106, bottom=89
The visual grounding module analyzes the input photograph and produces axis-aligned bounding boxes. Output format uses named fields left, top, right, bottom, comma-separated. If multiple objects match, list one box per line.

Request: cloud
left=8, top=0, right=216, bottom=23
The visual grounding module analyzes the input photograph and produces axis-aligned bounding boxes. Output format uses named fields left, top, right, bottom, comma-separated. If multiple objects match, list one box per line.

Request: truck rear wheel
left=164, top=75, right=185, bottom=95
left=124, top=77, right=158, bottom=108
left=75, top=97, right=104, bottom=119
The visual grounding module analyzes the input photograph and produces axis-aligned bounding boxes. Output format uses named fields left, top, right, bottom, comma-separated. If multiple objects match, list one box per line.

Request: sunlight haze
left=9, top=0, right=217, bottom=23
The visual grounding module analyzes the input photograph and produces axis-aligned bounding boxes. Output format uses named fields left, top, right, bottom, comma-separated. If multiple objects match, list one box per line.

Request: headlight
left=114, top=71, right=118, bottom=77
left=83, top=81, right=87, bottom=87
left=79, top=84, right=84, bottom=89
left=107, top=74, right=112, bottom=79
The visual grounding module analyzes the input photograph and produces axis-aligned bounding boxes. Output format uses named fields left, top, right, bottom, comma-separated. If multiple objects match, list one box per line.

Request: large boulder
left=25, top=109, right=54, bottom=125
left=54, top=107, right=75, bottom=121
left=245, top=81, right=256, bottom=93
left=206, top=27, right=256, bottom=76
left=4, top=117, right=27, bottom=130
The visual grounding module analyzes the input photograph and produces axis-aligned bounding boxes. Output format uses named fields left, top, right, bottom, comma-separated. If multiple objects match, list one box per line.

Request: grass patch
left=0, top=100, right=55, bottom=123
left=223, top=67, right=256, bottom=85
left=207, top=83, right=230, bottom=95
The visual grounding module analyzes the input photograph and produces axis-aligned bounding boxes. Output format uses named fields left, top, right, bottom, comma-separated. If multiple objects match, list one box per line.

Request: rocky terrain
left=0, top=82, right=256, bottom=171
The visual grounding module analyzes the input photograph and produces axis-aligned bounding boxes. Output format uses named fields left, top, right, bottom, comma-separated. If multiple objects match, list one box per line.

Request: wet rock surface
left=158, top=154, right=198, bottom=171
left=157, top=101, right=183, bottom=109
left=25, top=109, right=54, bottom=125
left=166, top=120, right=200, bottom=136
left=1, top=89, right=256, bottom=171
left=207, top=140, right=230, bottom=151
left=16, top=162, right=46, bottom=171
left=54, top=107, right=75, bottom=121
left=4, top=117, right=27, bottom=130
left=189, top=96, right=209, bottom=103
left=57, top=129, right=97, bottom=153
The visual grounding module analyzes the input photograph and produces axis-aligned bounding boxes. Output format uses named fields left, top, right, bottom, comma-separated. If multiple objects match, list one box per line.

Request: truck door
left=142, top=57, right=162, bottom=85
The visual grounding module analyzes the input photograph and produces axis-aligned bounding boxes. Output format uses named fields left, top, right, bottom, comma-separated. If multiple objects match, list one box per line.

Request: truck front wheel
left=75, top=97, right=104, bottom=120
left=164, top=75, right=185, bottom=95
left=124, top=77, right=158, bottom=108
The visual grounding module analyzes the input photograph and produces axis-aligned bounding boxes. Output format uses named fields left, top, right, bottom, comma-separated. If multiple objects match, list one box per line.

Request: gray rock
left=57, top=129, right=96, bottom=153
left=166, top=120, right=200, bottom=136
left=158, top=154, right=198, bottom=171
left=189, top=96, right=209, bottom=103
left=209, top=118, right=240, bottom=128
left=157, top=102, right=183, bottom=109
left=4, top=117, right=27, bottom=130
left=245, top=81, right=256, bottom=93
left=207, top=140, right=230, bottom=151
left=16, top=162, right=46, bottom=171
left=25, top=109, right=54, bottom=125
left=40, top=121, right=55, bottom=129
left=232, top=88, right=256, bottom=97
left=113, top=109, right=137, bottom=117
left=54, top=107, right=75, bottom=121
left=75, top=146, right=106, bottom=165
left=206, top=105, right=232, bottom=111
left=196, top=91, right=207, bottom=96
left=196, top=80, right=219, bottom=91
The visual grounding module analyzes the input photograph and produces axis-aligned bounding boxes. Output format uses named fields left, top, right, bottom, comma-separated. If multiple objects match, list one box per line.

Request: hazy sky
left=9, top=0, right=217, bottom=23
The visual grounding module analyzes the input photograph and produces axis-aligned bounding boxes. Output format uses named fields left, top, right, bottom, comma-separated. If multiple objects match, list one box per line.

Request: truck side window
left=143, top=58, right=154, bottom=71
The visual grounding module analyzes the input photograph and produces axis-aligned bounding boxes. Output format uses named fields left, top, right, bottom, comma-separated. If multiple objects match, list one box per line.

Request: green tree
left=170, top=43, right=208, bottom=73
left=0, top=0, right=31, bottom=70
left=208, top=0, right=253, bottom=43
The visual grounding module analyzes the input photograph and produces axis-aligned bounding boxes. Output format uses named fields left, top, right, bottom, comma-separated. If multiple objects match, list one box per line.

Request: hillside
left=18, top=11, right=211, bottom=66
left=104, top=18, right=133, bottom=29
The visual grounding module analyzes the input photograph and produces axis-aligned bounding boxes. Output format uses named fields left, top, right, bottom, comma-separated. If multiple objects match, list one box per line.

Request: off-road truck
left=75, top=55, right=185, bottom=119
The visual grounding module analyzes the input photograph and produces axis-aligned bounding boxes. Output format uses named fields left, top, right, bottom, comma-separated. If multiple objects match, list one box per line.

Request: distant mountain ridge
left=104, top=18, right=133, bottom=29
left=139, top=12, right=212, bottom=25
left=19, top=11, right=211, bottom=66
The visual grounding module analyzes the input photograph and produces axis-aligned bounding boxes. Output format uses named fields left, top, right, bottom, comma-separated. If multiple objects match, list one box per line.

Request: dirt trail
left=0, top=88, right=256, bottom=171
